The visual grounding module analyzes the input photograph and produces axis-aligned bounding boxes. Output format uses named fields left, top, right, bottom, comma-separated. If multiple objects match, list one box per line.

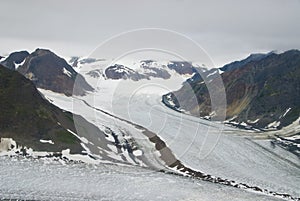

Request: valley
left=0, top=49, right=299, bottom=200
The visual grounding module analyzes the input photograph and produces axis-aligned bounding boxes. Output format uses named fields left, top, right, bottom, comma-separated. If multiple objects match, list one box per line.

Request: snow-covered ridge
left=71, top=57, right=198, bottom=81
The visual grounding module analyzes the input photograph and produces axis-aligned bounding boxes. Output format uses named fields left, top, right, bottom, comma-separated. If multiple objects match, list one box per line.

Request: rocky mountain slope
left=163, top=50, right=300, bottom=130
left=0, top=65, right=85, bottom=153
left=1, top=49, right=93, bottom=96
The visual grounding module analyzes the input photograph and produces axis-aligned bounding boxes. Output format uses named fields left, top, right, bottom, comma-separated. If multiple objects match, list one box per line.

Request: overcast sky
left=0, top=0, right=299, bottom=67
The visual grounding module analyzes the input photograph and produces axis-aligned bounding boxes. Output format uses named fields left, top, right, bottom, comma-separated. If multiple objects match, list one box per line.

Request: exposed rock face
left=17, top=49, right=93, bottom=96
left=69, top=56, right=80, bottom=68
left=1, top=50, right=29, bottom=70
left=105, top=64, right=147, bottom=81
left=167, top=61, right=196, bottom=75
left=103, top=60, right=196, bottom=81
left=163, top=50, right=300, bottom=130
left=0, top=65, right=83, bottom=153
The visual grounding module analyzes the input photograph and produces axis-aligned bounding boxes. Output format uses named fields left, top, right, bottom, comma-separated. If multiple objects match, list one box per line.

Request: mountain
left=105, top=64, right=148, bottom=81
left=0, top=65, right=83, bottom=153
left=2, top=49, right=94, bottom=96
left=163, top=50, right=300, bottom=130
left=167, top=61, right=197, bottom=75
left=0, top=50, right=29, bottom=70
left=220, top=51, right=275, bottom=72
left=84, top=59, right=196, bottom=81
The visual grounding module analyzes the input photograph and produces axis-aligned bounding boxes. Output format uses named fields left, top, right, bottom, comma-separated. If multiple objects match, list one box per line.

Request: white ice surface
left=0, top=156, right=284, bottom=201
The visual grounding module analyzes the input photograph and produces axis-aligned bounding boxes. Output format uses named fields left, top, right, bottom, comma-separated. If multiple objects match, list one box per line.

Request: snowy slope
left=1, top=156, right=285, bottom=201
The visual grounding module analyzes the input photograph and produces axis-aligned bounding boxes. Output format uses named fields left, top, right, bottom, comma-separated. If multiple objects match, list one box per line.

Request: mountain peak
left=0, top=50, right=29, bottom=70
left=220, top=51, right=277, bottom=72
left=8, top=48, right=95, bottom=96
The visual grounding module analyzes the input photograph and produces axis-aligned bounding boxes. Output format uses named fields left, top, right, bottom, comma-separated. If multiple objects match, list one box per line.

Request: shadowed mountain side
left=0, top=65, right=84, bottom=153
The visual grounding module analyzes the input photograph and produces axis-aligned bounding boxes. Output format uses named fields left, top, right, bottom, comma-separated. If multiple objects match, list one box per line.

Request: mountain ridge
left=163, top=49, right=300, bottom=130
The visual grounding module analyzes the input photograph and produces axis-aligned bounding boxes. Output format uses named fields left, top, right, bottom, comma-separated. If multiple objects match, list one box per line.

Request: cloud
left=0, top=0, right=299, bottom=66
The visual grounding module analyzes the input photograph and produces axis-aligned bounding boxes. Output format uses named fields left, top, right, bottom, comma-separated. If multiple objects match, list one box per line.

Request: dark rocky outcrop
left=105, top=64, right=147, bottom=81
left=1, top=50, right=29, bottom=70
left=167, top=61, right=197, bottom=75
left=69, top=56, right=80, bottom=68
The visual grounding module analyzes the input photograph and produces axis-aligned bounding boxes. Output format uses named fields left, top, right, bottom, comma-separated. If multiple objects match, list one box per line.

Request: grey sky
left=0, top=0, right=299, bottom=66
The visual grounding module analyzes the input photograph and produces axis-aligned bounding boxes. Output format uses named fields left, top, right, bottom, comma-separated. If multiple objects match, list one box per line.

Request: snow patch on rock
left=40, top=139, right=54, bottom=144
left=63, top=68, right=72, bottom=77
